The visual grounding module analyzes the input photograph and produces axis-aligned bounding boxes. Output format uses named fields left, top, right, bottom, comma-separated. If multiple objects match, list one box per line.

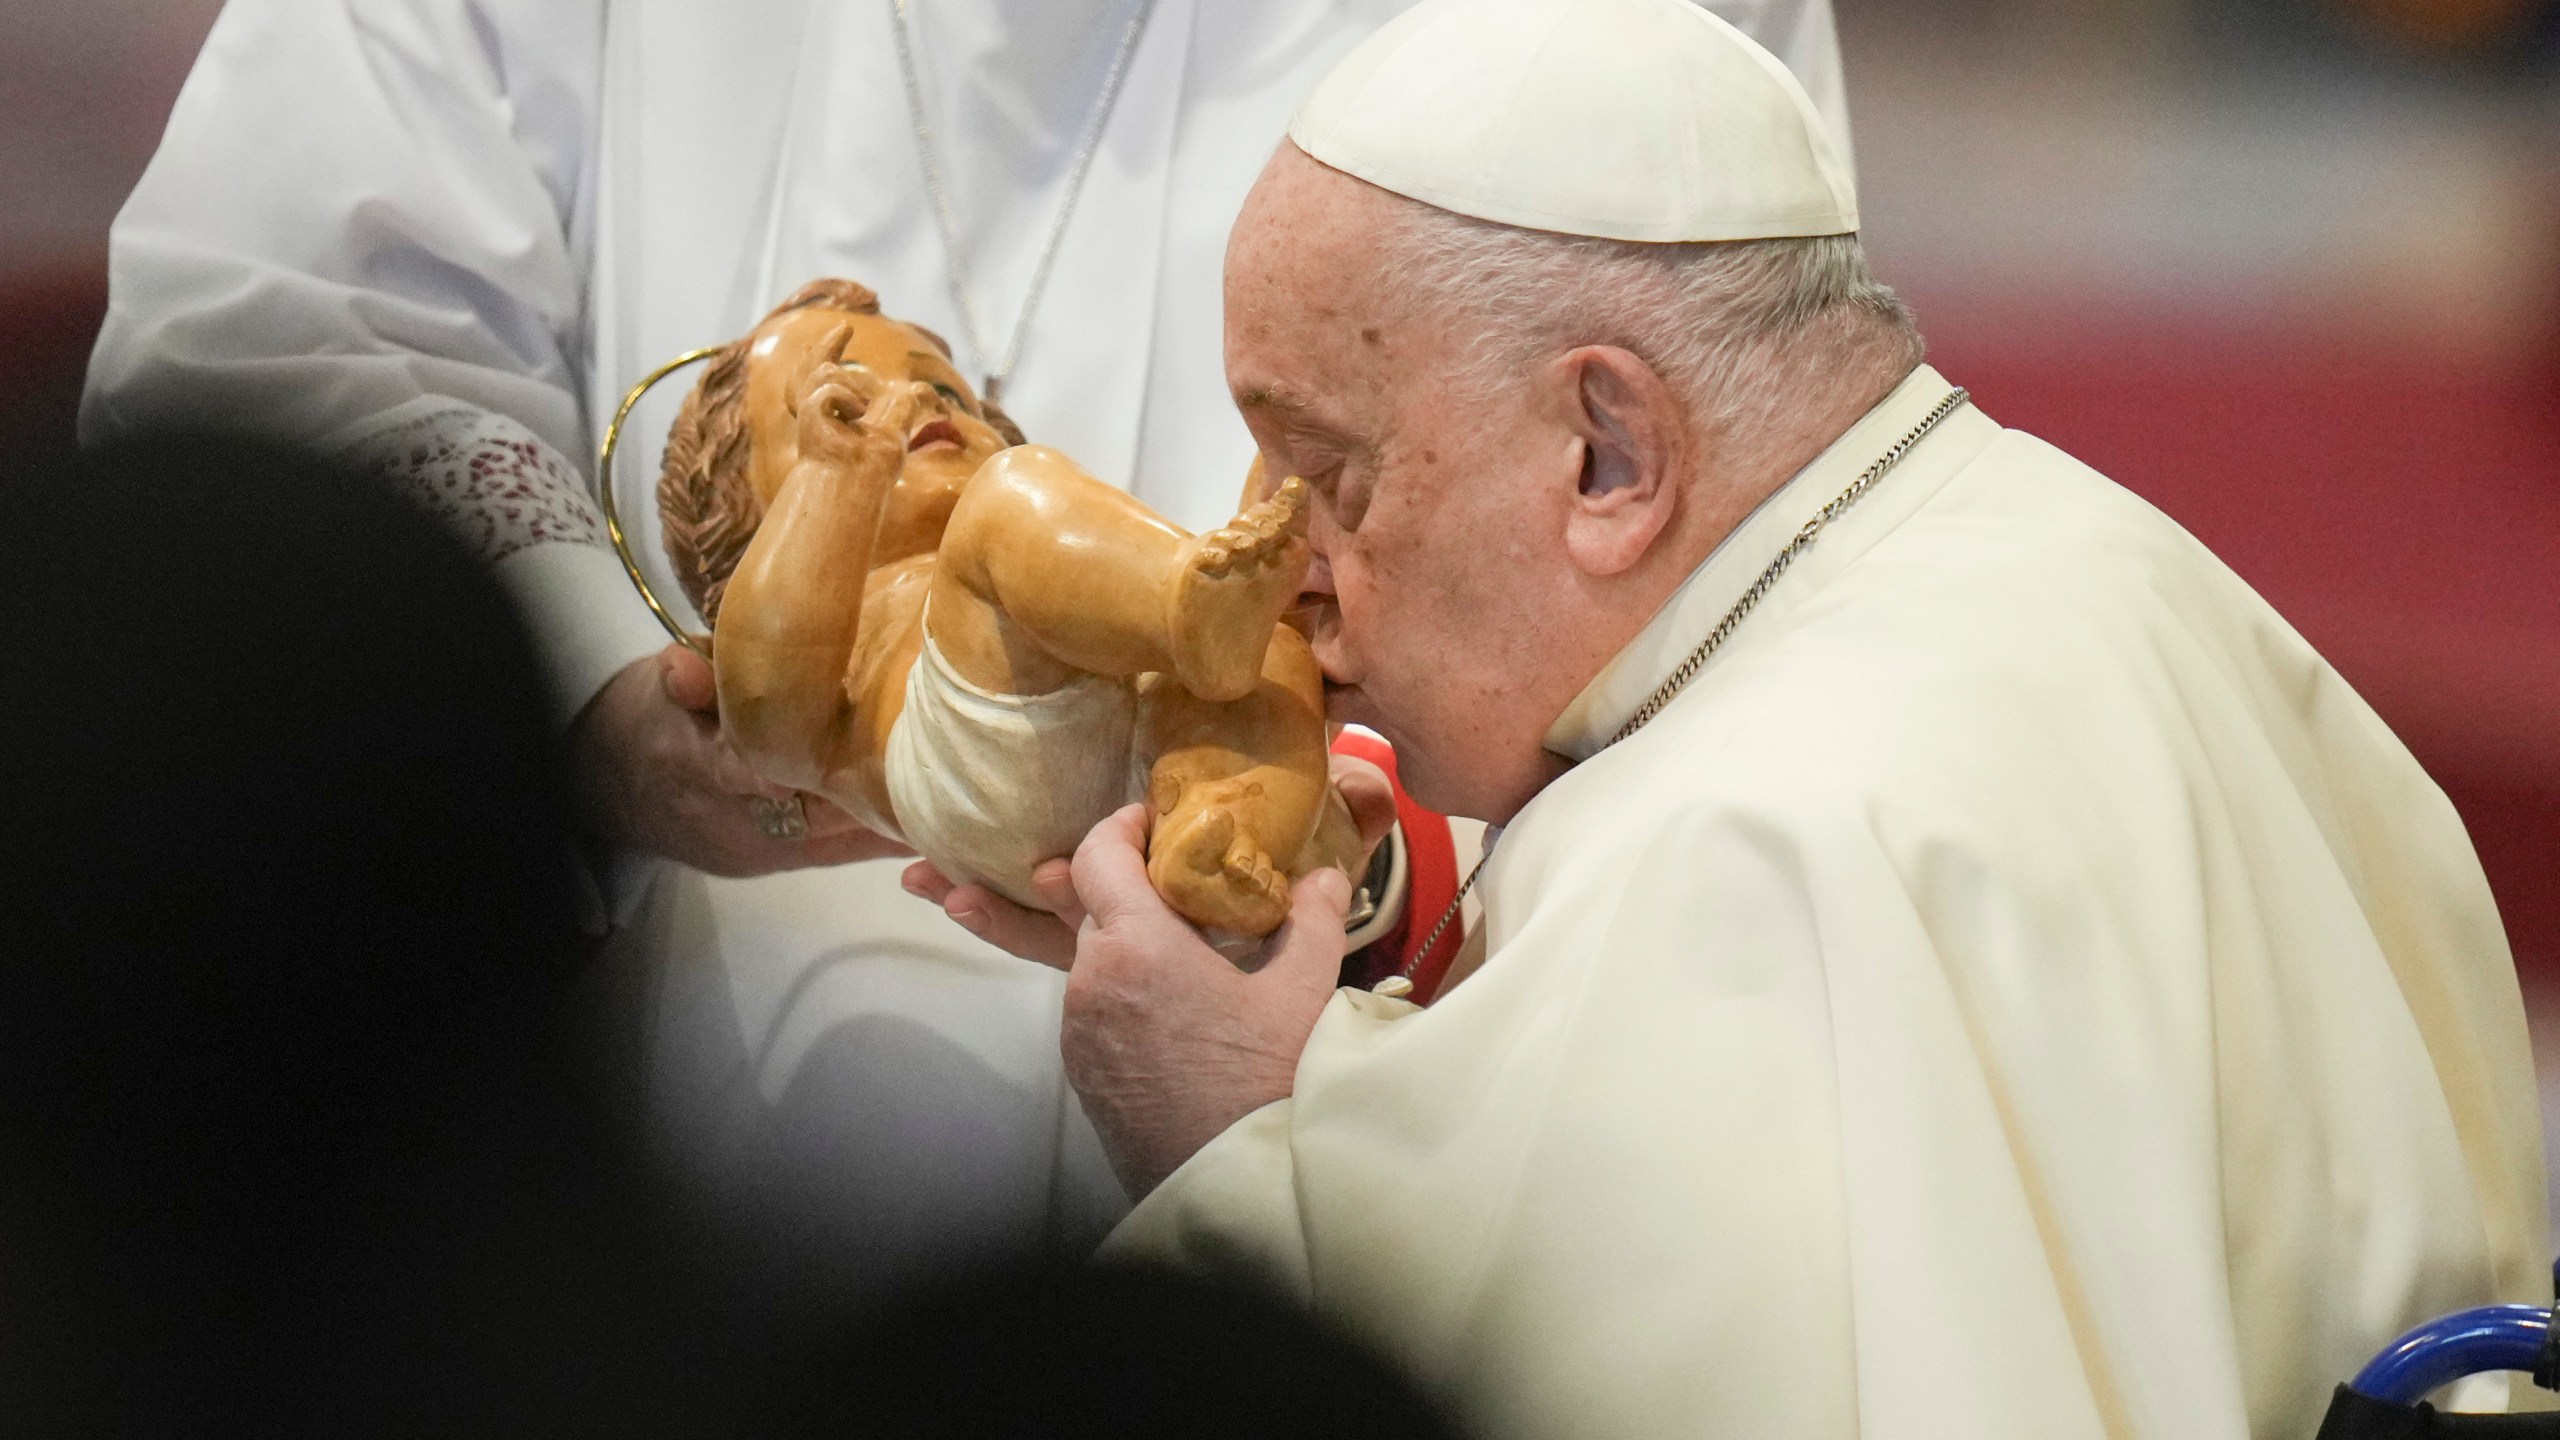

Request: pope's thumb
left=1264, top=866, right=1354, bottom=985
left=1069, top=804, right=1159, bottom=928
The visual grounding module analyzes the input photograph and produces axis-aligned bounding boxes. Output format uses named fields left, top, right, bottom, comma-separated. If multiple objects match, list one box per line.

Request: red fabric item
left=1331, top=729, right=1464, bottom=1002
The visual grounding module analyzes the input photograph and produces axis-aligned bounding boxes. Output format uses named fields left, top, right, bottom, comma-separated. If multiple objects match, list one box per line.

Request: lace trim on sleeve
left=338, top=403, right=610, bottom=567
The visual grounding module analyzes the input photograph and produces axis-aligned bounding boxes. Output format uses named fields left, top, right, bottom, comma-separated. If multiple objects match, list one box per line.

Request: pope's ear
left=1554, top=346, right=1685, bottom=578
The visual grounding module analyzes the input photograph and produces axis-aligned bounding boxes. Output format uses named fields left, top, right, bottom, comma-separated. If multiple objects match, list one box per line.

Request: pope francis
left=1008, top=1, right=2554, bottom=1436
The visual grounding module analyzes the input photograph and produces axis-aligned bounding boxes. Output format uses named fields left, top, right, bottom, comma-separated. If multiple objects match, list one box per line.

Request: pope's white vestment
left=1109, top=366, right=2549, bottom=1440
left=84, top=0, right=1852, bottom=1294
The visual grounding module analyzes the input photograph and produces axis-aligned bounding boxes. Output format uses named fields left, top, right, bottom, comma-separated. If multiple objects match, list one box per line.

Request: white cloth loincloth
left=886, top=635, right=1141, bottom=911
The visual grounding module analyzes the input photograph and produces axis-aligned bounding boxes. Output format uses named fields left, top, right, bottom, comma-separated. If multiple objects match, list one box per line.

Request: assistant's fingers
left=1068, top=804, right=1167, bottom=931
left=789, top=828, right=909, bottom=866
left=901, top=861, right=958, bottom=905
left=938, top=882, right=1079, bottom=971
left=1029, top=858, right=1085, bottom=929
left=659, top=643, right=718, bottom=714
left=1259, top=866, right=1354, bottom=989
left=796, top=792, right=872, bottom=840
left=707, top=738, right=792, bottom=802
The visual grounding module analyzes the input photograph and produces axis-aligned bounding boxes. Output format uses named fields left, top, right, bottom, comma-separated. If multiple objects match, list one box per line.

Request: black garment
left=0, top=432, right=705, bottom=1435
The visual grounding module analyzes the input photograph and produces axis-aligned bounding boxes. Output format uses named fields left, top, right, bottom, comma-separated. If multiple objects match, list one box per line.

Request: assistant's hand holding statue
left=569, top=639, right=908, bottom=878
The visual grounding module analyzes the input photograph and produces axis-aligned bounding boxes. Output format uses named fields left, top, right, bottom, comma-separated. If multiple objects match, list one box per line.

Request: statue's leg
left=1137, top=625, right=1333, bottom=936
left=715, top=375, right=921, bottom=791
left=929, top=446, right=1308, bottom=703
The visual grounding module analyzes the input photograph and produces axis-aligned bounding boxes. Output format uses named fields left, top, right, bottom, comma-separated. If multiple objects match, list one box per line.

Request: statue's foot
left=1167, top=476, right=1309, bottom=703
left=1150, top=796, right=1292, bottom=937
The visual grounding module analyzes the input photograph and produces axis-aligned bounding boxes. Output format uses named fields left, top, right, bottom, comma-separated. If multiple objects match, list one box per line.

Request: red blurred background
left=1846, top=0, right=2560, bottom=1187
left=4, top=0, right=2555, bottom=1219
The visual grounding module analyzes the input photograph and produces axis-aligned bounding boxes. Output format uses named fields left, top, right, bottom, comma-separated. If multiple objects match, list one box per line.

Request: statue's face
left=744, top=307, right=1007, bottom=505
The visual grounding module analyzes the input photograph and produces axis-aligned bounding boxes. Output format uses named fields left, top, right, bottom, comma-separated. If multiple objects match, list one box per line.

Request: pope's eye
left=930, top=383, right=972, bottom=412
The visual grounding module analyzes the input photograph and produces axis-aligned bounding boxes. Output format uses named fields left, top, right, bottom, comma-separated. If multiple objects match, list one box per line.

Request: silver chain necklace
left=1380, top=388, right=1973, bottom=999
left=888, top=0, right=1157, bottom=405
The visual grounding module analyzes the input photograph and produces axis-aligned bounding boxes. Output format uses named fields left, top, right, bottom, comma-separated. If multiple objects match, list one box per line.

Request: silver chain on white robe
left=1383, top=387, right=1974, bottom=997
left=889, top=0, right=1157, bottom=404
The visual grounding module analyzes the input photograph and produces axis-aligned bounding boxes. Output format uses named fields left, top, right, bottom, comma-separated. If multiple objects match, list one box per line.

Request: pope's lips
left=907, top=417, right=965, bottom=451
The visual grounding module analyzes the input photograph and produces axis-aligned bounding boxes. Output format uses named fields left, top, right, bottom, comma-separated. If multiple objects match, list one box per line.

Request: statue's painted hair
left=656, top=279, right=872, bottom=626
left=655, top=277, right=1025, bottom=626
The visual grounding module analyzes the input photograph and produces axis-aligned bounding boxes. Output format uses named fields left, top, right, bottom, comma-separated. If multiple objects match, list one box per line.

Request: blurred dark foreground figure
left=0, top=430, right=1463, bottom=1438
left=0, top=429, right=713, bottom=1433
left=748, top=1260, right=1471, bottom=1440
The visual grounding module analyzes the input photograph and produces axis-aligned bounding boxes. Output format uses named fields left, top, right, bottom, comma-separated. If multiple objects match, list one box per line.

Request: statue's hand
left=571, top=643, right=907, bottom=876
left=794, top=368, right=929, bottom=477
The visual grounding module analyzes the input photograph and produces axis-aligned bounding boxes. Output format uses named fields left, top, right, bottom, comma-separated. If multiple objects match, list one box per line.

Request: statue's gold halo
left=596, top=346, right=724, bottom=658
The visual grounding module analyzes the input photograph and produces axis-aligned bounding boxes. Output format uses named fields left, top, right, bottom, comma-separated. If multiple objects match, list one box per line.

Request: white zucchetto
left=1289, top=0, right=1858, bottom=242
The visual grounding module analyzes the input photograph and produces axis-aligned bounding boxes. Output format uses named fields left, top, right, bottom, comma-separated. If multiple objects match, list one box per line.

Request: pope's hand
left=1058, top=803, right=1351, bottom=1198
left=571, top=643, right=907, bottom=876
left=901, top=753, right=1398, bottom=969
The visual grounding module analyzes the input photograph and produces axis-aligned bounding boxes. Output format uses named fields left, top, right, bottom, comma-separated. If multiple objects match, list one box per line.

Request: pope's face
left=1224, top=147, right=1584, bottom=822
left=746, top=308, right=1006, bottom=505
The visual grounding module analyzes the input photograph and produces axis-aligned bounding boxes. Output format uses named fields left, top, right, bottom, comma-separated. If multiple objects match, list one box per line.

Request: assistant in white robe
left=1108, top=364, right=2550, bottom=1440
left=82, top=0, right=1854, bottom=1296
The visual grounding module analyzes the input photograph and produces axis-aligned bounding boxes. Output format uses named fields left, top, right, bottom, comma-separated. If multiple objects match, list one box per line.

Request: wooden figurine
left=657, top=279, right=1356, bottom=937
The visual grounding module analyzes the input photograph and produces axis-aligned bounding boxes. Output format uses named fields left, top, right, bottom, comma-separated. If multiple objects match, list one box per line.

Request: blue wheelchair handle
left=2349, top=1304, right=2554, bottom=1407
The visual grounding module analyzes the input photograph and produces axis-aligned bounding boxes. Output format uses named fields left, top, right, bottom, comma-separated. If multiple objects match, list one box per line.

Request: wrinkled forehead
left=1227, top=146, right=1386, bottom=299
left=1226, top=148, right=1408, bottom=394
left=1228, top=149, right=1454, bottom=443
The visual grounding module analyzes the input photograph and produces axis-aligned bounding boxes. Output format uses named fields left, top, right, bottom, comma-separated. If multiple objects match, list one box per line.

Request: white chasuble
left=1108, top=366, right=2549, bottom=1440
left=86, top=0, right=1852, bottom=1298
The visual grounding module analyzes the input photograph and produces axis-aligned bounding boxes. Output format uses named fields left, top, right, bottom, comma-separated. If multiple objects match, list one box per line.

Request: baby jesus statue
left=656, top=279, right=1360, bottom=938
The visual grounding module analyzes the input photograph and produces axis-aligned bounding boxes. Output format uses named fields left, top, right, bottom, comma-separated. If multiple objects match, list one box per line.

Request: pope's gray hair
left=1383, top=205, right=1923, bottom=444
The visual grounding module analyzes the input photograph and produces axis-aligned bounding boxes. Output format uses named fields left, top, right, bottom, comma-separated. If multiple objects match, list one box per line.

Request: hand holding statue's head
left=1224, top=0, right=1923, bottom=823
